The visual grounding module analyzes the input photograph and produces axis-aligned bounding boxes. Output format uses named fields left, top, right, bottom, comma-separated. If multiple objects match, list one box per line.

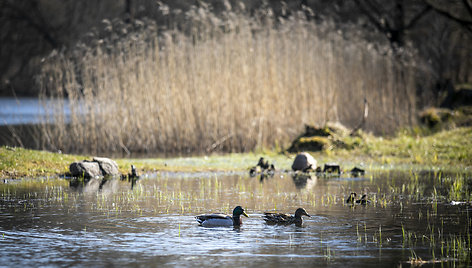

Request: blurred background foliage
left=1, top=0, right=471, bottom=99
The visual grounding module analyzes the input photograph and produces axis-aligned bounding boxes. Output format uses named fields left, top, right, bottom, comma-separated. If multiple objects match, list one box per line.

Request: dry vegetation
left=38, top=5, right=418, bottom=155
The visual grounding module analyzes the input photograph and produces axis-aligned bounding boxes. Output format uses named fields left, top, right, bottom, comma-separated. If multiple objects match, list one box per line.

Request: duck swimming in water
left=346, top=192, right=357, bottom=204
left=346, top=193, right=370, bottom=205
left=356, top=194, right=370, bottom=205
left=262, top=208, right=311, bottom=226
left=196, top=206, right=249, bottom=227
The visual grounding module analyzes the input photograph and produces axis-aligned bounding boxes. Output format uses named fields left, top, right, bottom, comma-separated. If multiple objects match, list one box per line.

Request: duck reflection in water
left=258, top=171, right=275, bottom=182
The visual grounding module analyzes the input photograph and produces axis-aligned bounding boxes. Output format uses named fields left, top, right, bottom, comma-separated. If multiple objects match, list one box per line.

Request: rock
left=69, top=161, right=102, bottom=178
left=291, top=152, right=317, bottom=172
left=289, top=136, right=330, bottom=152
left=93, top=157, right=120, bottom=176
left=287, top=122, right=353, bottom=153
left=69, top=157, right=120, bottom=178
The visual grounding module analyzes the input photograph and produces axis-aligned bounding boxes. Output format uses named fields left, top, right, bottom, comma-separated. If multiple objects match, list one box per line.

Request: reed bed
left=38, top=6, right=418, bottom=155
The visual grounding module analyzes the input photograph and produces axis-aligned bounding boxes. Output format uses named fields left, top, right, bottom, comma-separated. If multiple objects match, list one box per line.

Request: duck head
left=294, top=208, right=311, bottom=218
left=233, top=206, right=249, bottom=218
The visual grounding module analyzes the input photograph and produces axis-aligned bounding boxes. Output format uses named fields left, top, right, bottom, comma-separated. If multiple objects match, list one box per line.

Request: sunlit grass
left=334, top=127, right=472, bottom=168
left=0, top=146, right=82, bottom=178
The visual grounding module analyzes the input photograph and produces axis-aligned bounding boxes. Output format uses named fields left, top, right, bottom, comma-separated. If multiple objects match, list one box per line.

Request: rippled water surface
left=1, top=170, right=471, bottom=267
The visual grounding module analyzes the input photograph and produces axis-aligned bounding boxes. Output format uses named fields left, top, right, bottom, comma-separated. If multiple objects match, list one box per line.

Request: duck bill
left=305, top=213, right=311, bottom=217
left=242, top=211, right=249, bottom=217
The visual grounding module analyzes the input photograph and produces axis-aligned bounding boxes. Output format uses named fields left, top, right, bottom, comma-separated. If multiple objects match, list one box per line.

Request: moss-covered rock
left=287, top=122, right=359, bottom=152
left=419, top=107, right=472, bottom=131
left=288, top=136, right=330, bottom=152
left=419, top=108, right=453, bottom=129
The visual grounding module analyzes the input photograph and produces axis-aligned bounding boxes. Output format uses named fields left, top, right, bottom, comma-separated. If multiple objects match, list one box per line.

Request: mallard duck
left=262, top=208, right=311, bottom=226
left=356, top=194, right=370, bottom=205
left=346, top=193, right=370, bottom=205
left=196, top=206, right=249, bottom=227
left=257, top=157, right=270, bottom=170
left=346, top=192, right=357, bottom=204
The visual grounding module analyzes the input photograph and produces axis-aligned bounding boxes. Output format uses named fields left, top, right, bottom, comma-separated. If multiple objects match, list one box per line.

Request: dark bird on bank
left=262, top=208, right=311, bottom=226
left=122, top=165, right=140, bottom=180
left=196, top=206, right=249, bottom=227
left=350, top=167, right=365, bottom=177
left=129, top=165, right=139, bottom=179
left=323, top=163, right=341, bottom=174
left=250, top=157, right=276, bottom=177
left=257, top=157, right=270, bottom=170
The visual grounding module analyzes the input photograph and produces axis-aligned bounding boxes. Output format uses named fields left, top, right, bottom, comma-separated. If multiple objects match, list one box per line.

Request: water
left=0, top=171, right=471, bottom=267
left=0, top=97, right=77, bottom=125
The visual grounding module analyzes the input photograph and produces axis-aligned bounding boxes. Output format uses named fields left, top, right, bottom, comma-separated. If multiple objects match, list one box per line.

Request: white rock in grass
left=291, top=152, right=317, bottom=171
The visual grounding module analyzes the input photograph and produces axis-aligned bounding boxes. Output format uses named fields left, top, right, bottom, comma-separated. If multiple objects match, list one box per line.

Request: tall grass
left=38, top=5, right=418, bottom=155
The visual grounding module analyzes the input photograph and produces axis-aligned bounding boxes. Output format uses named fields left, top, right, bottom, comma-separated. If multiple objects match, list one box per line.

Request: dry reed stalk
left=38, top=9, right=418, bottom=155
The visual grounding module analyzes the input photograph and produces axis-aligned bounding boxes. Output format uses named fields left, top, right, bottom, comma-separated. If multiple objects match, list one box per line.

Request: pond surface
left=0, top=97, right=77, bottom=125
left=0, top=170, right=471, bottom=267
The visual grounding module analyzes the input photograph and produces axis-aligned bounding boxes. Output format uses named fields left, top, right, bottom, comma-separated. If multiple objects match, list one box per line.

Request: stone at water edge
left=69, top=157, right=121, bottom=178
left=69, top=161, right=102, bottom=178
left=291, top=152, right=317, bottom=171
left=93, top=157, right=120, bottom=176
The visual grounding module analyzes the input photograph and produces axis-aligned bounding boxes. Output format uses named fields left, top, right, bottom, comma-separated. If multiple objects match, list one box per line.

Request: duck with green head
left=262, top=208, right=311, bottom=226
left=196, top=206, right=249, bottom=227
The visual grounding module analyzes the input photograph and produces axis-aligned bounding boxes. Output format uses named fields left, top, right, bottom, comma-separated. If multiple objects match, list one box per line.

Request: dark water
left=0, top=171, right=471, bottom=267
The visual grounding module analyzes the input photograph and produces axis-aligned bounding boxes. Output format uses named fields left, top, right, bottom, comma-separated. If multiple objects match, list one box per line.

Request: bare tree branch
left=405, top=6, right=432, bottom=29
left=425, top=0, right=472, bottom=34
left=463, top=0, right=472, bottom=16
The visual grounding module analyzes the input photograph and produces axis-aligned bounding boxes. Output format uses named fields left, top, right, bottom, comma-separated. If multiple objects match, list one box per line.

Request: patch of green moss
left=288, top=136, right=331, bottom=152
left=419, top=107, right=455, bottom=129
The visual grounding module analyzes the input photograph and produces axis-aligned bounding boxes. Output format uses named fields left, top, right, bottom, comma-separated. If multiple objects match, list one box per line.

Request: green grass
left=351, top=127, right=472, bottom=167
left=0, top=146, right=83, bottom=178
left=1, top=126, right=471, bottom=179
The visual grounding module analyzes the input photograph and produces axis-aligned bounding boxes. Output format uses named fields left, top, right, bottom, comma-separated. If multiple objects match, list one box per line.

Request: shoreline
left=1, top=126, right=471, bottom=179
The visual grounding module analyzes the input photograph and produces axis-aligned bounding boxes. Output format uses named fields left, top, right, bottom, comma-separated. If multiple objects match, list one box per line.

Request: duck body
left=196, top=214, right=238, bottom=227
left=196, top=206, right=248, bottom=227
left=262, top=208, right=310, bottom=226
left=356, top=194, right=370, bottom=205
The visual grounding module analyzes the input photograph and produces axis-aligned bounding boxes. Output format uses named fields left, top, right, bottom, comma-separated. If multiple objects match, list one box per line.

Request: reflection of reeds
left=39, top=6, right=418, bottom=155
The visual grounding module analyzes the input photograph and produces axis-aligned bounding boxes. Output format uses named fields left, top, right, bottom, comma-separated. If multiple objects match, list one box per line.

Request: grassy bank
left=1, top=126, right=471, bottom=179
